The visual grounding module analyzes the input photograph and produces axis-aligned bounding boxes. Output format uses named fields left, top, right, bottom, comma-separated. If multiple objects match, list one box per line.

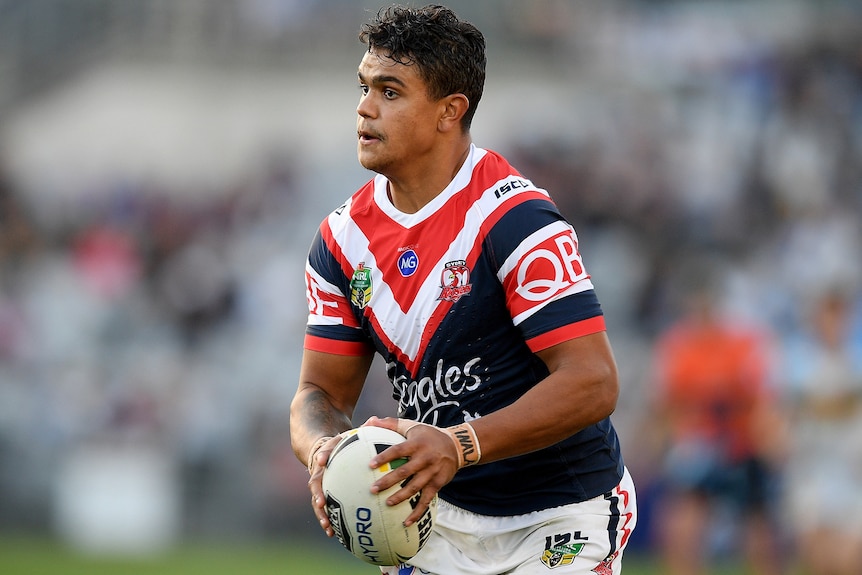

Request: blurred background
left=1, top=0, right=861, bottom=573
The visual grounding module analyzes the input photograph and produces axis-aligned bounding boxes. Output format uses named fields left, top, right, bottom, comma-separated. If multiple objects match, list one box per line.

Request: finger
left=395, top=418, right=430, bottom=436
left=403, top=489, right=437, bottom=527
left=368, top=442, right=411, bottom=470
left=377, top=461, right=437, bottom=508
left=308, top=450, right=337, bottom=535
left=311, top=491, right=333, bottom=534
left=362, top=415, right=402, bottom=433
left=320, top=434, right=344, bottom=459
left=383, top=475, right=425, bottom=508
left=314, top=446, right=334, bottom=470
left=308, top=434, right=343, bottom=474
left=370, top=466, right=410, bottom=495
left=308, top=469, right=330, bottom=525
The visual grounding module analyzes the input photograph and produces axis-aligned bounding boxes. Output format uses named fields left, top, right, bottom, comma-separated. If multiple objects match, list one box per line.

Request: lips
left=358, top=127, right=382, bottom=143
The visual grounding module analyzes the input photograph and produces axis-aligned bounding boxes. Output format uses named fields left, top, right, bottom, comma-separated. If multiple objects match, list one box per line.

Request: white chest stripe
left=333, top=175, right=546, bottom=362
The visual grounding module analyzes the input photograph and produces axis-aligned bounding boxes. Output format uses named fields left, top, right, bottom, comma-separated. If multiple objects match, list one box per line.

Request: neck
left=387, top=138, right=472, bottom=214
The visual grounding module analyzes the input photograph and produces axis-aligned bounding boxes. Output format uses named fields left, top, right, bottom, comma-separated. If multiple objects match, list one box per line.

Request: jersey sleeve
left=304, top=227, right=374, bottom=356
left=489, top=198, right=605, bottom=352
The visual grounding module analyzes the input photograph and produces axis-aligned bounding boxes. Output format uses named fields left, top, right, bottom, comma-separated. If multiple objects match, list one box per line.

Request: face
left=356, top=49, right=445, bottom=178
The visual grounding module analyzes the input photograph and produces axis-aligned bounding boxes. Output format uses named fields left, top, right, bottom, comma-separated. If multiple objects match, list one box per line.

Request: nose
left=357, top=91, right=375, bottom=119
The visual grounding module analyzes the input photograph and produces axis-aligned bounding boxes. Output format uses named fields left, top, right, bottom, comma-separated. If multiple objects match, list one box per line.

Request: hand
left=362, top=416, right=460, bottom=527
left=306, top=434, right=344, bottom=537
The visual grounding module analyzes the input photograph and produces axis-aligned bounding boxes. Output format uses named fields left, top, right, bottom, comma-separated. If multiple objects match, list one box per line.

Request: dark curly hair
left=359, top=4, right=486, bottom=130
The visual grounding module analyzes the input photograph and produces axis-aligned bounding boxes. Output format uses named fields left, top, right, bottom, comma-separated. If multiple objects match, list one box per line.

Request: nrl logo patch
left=541, top=543, right=585, bottom=569
left=350, top=263, right=373, bottom=308
left=438, top=260, right=472, bottom=302
left=541, top=533, right=586, bottom=569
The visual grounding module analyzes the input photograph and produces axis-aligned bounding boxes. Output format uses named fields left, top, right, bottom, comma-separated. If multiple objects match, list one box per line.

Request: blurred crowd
left=0, top=157, right=315, bottom=539
left=1, top=0, right=862, bottom=573
left=510, top=5, right=862, bottom=572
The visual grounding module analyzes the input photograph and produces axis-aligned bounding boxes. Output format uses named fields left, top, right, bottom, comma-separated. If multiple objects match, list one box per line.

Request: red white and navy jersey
left=304, top=145, right=624, bottom=515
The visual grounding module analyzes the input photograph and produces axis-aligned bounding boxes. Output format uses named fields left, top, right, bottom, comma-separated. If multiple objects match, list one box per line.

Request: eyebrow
left=357, top=71, right=407, bottom=88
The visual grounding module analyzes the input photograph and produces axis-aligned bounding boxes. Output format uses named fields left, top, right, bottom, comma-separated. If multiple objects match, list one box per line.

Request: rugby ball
left=322, top=426, right=436, bottom=566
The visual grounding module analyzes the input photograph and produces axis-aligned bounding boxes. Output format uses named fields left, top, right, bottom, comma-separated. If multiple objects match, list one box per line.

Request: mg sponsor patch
left=397, top=248, right=419, bottom=277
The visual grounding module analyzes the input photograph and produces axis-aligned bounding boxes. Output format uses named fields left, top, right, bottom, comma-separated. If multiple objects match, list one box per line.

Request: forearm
left=474, top=372, right=616, bottom=463
left=471, top=335, right=618, bottom=464
left=290, top=349, right=373, bottom=466
left=289, top=384, right=355, bottom=466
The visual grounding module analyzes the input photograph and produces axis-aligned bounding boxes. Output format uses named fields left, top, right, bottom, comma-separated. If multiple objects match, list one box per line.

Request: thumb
left=362, top=416, right=417, bottom=436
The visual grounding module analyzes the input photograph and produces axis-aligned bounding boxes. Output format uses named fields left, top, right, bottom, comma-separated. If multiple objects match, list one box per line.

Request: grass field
left=0, top=536, right=371, bottom=575
left=0, top=535, right=753, bottom=575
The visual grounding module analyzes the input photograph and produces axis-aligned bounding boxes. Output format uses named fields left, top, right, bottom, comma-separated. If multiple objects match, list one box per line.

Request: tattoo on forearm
left=303, top=388, right=353, bottom=436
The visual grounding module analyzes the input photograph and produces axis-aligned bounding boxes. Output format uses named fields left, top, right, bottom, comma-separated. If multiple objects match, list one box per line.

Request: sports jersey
left=304, top=144, right=625, bottom=516
left=653, top=318, right=772, bottom=461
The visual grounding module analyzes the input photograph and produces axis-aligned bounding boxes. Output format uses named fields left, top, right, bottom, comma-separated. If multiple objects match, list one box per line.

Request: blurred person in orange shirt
left=649, top=260, right=784, bottom=575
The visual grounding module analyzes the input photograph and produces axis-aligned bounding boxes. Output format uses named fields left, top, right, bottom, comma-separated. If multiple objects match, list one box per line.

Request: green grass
left=0, top=536, right=377, bottom=575
left=0, top=536, right=746, bottom=575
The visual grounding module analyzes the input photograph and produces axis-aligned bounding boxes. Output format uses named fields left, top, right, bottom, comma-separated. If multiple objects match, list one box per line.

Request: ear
left=438, top=94, right=470, bottom=133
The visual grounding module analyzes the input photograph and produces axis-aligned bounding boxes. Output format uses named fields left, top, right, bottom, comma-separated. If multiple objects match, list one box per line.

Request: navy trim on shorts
left=604, top=490, right=621, bottom=559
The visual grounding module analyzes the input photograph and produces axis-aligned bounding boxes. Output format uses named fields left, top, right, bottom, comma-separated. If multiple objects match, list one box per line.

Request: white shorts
left=381, top=467, right=637, bottom=575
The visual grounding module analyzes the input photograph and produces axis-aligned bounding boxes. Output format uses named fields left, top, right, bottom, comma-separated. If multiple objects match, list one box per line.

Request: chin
left=358, top=154, right=388, bottom=175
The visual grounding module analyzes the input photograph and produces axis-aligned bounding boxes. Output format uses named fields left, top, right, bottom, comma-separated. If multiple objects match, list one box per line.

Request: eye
left=383, top=88, right=398, bottom=100
left=359, top=84, right=369, bottom=95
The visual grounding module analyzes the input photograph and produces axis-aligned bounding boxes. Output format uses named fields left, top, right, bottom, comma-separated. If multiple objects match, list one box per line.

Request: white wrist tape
left=444, top=422, right=481, bottom=468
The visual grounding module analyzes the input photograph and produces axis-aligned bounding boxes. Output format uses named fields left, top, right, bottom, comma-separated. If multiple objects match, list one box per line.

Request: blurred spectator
left=779, top=287, right=862, bottom=575
left=647, top=258, right=783, bottom=575
left=153, top=226, right=236, bottom=348
left=0, top=176, right=43, bottom=365
left=71, top=224, right=141, bottom=301
left=0, top=178, right=42, bottom=271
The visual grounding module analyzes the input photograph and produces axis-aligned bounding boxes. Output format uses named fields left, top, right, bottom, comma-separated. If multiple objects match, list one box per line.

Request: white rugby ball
left=322, top=426, right=436, bottom=566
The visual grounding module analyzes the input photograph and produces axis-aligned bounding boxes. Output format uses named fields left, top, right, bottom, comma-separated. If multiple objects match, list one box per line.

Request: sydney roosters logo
left=438, top=260, right=472, bottom=302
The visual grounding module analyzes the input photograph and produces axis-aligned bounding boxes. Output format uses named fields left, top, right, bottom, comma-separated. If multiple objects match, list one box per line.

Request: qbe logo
left=397, top=249, right=419, bottom=277
left=515, top=231, right=587, bottom=302
left=504, top=226, right=591, bottom=321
